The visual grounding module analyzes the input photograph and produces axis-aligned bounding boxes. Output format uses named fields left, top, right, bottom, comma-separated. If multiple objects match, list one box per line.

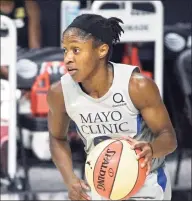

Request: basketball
left=85, top=138, right=147, bottom=200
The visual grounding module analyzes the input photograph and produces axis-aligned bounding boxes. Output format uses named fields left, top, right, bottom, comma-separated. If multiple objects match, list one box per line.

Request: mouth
left=68, top=69, right=78, bottom=76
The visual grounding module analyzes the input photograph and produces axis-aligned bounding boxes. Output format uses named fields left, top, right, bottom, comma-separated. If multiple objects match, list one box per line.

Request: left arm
left=25, top=0, right=41, bottom=49
left=128, top=73, right=177, bottom=173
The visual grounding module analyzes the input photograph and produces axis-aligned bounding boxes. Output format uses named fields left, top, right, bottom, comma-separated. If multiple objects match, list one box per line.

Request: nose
left=64, top=51, right=74, bottom=64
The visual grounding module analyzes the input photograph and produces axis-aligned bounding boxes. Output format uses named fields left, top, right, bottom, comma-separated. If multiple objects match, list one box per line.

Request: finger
left=126, top=136, right=137, bottom=143
left=136, top=145, right=152, bottom=159
left=69, top=191, right=80, bottom=201
left=80, top=191, right=91, bottom=200
left=79, top=181, right=91, bottom=200
left=133, top=142, right=147, bottom=149
left=146, top=161, right=152, bottom=176
left=79, top=180, right=90, bottom=191
left=125, top=137, right=138, bottom=148
left=71, top=186, right=91, bottom=200
left=141, top=157, right=149, bottom=168
left=72, top=184, right=84, bottom=198
left=136, top=150, right=147, bottom=160
left=129, top=142, right=146, bottom=150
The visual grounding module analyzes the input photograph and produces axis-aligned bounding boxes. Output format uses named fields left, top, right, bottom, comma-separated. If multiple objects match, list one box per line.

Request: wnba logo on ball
left=96, top=148, right=116, bottom=191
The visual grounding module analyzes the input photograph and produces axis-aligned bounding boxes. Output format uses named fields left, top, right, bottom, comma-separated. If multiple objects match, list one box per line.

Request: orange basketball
left=85, top=139, right=147, bottom=200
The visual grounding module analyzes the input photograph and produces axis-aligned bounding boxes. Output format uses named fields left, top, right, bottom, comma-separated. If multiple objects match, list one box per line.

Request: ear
left=98, top=44, right=109, bottom=59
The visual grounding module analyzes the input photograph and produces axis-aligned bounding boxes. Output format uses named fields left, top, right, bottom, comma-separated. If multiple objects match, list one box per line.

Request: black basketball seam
left=121, top=148, right=139, bottom=200
left=93, top=139, right=121, bottom=198
left=109, top=139, right=123, bottom=199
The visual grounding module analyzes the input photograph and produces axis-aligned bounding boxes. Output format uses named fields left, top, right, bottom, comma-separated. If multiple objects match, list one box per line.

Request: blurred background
left=0, top=0, right=191, bottom=200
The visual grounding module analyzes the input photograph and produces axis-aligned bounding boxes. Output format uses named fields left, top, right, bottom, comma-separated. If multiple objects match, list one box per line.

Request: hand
left=126, top=137, right=153, bottom=176
left=67, top=177, right=91, bottom=200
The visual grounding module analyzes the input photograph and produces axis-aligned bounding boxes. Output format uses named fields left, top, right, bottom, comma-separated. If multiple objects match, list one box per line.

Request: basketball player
left=47, top=14, right=177, bottom=200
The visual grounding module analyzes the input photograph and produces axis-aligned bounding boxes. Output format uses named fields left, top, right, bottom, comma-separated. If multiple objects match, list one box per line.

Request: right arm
left=47, top=81, right=90, bottom=200
left=47, top=81, right=76, bottom=187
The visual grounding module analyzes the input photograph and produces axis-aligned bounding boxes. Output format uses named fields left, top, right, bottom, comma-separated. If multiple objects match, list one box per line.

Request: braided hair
left=106, top=17, right=124, bottom=45
left=62, top=14, right=124, bottom=62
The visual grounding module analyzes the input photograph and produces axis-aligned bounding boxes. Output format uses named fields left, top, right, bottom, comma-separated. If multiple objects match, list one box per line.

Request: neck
left=80, top=62, right=113, bottom=98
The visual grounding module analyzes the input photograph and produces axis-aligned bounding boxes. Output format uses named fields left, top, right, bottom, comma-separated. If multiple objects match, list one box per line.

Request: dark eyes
left=63, top=48, right=67, bottom=54
left=63, top=48, right=80, bottom=54
left=73, top=48, right=80, bottom=54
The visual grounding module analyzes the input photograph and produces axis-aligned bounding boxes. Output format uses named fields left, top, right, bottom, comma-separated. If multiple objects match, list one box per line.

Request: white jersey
left=61, top=62, right=164, bottom=171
